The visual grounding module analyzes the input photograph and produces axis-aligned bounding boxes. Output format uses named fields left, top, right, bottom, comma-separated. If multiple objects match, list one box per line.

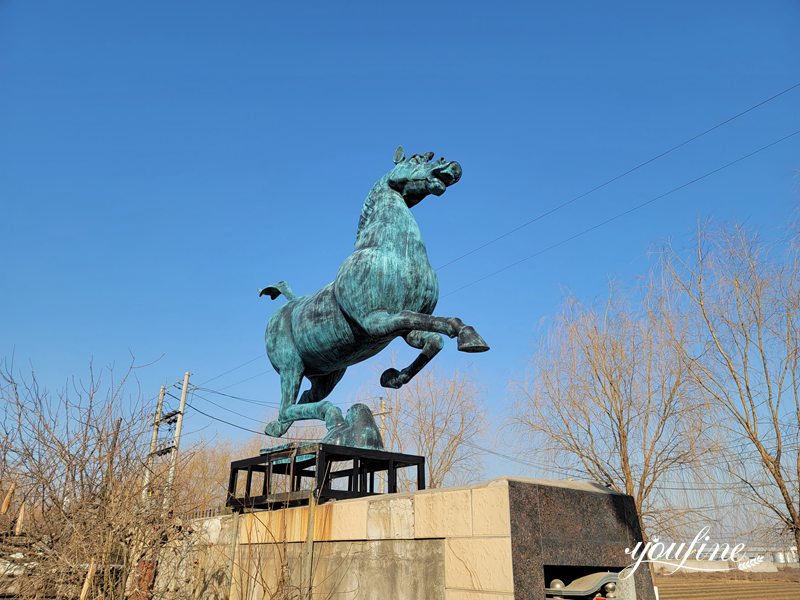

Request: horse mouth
left=434, top=171, right=456, bottom=186
left=432, top=162, right=462, bottom=187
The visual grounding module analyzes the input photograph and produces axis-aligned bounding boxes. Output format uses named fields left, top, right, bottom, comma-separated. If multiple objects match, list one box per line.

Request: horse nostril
left=447, top=162, right=462, bottom=184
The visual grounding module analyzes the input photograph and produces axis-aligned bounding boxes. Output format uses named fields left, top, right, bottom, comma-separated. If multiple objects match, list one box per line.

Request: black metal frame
left=226, top=443, right=426, bottom=512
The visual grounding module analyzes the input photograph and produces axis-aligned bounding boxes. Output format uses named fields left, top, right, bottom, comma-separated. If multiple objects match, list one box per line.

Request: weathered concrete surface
left=153, top=513, right=239, bottom=600
left=155, top=477, right=655, bottom=599
left=232, top=539, right=443, bottom=600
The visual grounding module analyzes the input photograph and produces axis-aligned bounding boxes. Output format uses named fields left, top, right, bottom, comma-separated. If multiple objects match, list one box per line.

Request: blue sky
left=1, top=2, right=799, bottom=474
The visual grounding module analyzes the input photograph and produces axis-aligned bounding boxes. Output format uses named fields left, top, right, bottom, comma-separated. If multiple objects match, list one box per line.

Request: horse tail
left=259, top=280, right=297, bottom=301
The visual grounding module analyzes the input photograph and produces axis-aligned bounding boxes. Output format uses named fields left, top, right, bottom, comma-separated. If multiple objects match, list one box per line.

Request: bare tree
left=176, top=435, right=265, bottom=512
left=0, top=362, right=204, bottom=599
left=666, top=223, right=800, bottom=550
left=376, top=368, right=485, bottom=489
left=512, top=285, right=703, bottom=539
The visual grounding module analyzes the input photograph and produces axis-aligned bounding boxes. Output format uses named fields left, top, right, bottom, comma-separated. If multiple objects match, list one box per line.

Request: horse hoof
left=264, top=419, right=291, bottom=437
left=457, top=326, right=490, bottom=353
left=320, top=402, right=345, bottom=428
left=380, top=368, right=405, bottom=389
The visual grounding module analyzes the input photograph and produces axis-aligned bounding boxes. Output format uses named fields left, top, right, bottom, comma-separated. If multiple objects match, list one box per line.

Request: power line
left=189, top=379, right=795, bottom=492
left=190, top=369, right=798, bottom=479
left=444, top=127, right=800, bottom=297
left=219, top=370, right=269, bottom=390
left=192, top=386, right=280, bottom=408
left=181, top=422, right=213, bottom=438
left=185, top=400, right=320, bottom=442
left=188, top=390, right=329, bottom=433
left=463, top=439, right=589, bottom=480
left=387, top=404, right=797, bottom=494
left=194, top=384, right=372, bottom=411
left=436, top=80, right=800, bottom=271
left=195, top=355, right=263, bottom=386
left=388, top=405, right=590, bottom=480
left=184, top=400, right=266, bottom=436
left=192, top=391, right=272, bottom=422
left=165, top=391, right=182, bottom=402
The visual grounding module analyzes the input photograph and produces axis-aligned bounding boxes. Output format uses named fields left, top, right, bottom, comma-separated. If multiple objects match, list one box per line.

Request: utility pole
left=136, top=372, right=190, bottom=600
left=164, top=371, right=190, bottom=509
left=140, top=372, right=191, bottom=508
left=374, top=397, right=389, bottom=493
left=141, top=385, right=166, bottom=503
left=379, top=397, right=387, bottom=449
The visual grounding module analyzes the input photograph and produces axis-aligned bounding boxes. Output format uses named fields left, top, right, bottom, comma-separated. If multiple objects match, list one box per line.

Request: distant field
left=655, top=570, right=800, bottom=600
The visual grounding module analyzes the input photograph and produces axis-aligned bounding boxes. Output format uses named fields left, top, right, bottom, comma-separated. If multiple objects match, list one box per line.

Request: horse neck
left=355, top=177, right=417, bottom=248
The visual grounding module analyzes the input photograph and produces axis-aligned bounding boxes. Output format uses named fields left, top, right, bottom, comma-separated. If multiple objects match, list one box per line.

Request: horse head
left=387, top=146, right=462, bottom=208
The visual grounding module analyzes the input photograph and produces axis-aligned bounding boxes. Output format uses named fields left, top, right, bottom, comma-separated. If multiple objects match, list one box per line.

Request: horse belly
left=290, top=284, right=389, bottom=374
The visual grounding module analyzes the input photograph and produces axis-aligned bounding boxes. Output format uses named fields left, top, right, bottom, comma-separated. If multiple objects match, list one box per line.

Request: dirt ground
left=654, top=570, right=800, bottom=600
left=655, top=567, right=800, bottom=584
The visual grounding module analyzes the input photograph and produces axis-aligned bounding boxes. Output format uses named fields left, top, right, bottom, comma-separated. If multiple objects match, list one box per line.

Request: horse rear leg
left=265, top=369, right=349, bottom=438
left=281, top=369, right=347, bottom=430
left=298, top=369, right=347, bottom=404
left=264, top=368, right=303, bottom=438
left=381, top=331, right=443, bottom=389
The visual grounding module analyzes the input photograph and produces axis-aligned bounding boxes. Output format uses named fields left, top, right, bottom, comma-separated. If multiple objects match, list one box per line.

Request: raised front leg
left=381, top=330, right=443, bottom=389
left=362, top=310, right=489, bottom=353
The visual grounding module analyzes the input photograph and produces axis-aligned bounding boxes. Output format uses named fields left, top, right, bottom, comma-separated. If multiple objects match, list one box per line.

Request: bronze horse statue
left=260, top=146, right=488, bottom=445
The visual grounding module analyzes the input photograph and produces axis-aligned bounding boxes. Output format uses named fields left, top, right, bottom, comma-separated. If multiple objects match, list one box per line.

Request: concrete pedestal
left=169, top=477, right=655, bottom=599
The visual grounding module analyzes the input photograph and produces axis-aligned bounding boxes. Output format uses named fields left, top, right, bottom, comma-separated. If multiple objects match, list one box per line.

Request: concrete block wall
left=234, top=479, right=513, bottom=599
left=152, top=512, right=239, bottom=600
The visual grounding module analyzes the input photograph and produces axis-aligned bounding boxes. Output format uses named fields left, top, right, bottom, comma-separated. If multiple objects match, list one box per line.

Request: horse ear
left=393, top=146, right=405, bottom=164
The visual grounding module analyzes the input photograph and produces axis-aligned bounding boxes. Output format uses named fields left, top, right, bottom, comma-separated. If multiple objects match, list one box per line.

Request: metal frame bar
left=226, top=443, right=426, bottom=512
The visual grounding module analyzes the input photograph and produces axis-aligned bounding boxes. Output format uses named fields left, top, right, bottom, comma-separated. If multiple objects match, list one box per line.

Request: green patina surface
left=259, top=147, right=488, bottom=449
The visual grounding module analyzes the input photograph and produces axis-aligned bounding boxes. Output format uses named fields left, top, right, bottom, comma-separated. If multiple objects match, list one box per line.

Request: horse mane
left=355, top=177, right=387, bottom=243
left=355, top=200, right=373, bottom=242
